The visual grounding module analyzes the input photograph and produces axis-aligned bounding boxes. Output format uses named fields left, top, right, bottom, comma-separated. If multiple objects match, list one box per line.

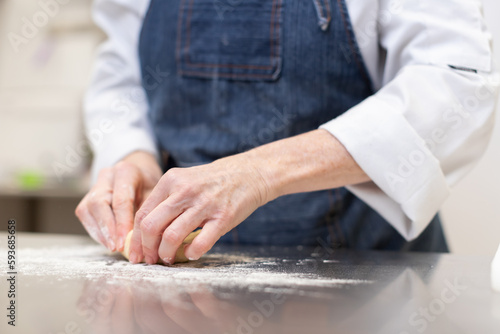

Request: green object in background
left=17, top=171, right=45, bottom=190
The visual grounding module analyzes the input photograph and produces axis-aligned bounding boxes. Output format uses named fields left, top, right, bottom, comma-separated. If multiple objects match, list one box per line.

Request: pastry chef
left=76, top=0, right=498, bottom=265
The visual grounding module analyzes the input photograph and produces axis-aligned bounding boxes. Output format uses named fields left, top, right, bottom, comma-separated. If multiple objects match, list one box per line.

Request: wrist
left=121, top=151, right=163, bottom=180
left=212, top=152, right=274, bottom=208
left=237, top=151, right=279, bottom=207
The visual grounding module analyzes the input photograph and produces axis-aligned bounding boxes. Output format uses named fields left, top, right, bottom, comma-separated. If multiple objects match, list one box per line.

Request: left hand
left=128, top=154, right=271, bottom=264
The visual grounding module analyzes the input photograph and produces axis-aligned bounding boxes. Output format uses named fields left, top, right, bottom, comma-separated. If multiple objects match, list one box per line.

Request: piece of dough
left=121, top=229, right=202, bottom=264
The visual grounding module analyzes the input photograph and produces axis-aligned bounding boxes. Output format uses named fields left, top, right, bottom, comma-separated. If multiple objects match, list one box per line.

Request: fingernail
left=162, top=257, right=173, bottom=265
left=144, top=256, right=154, bottom=264
left=188, top=256, right=200, bottom=261
left=117, top=237, right=124, bottom=251
left=108, top=240, right=116, bottom=251
left=129, top=252, right=139, bottom=264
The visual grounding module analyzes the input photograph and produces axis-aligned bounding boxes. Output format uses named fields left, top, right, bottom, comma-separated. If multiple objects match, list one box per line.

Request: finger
left=161, top=304, right=210, bottom=334
left=132, top=285, right=179, bottom=334
left=112, top=163, right=142, bottom=251
left=128, top=227, right=144, bottom=264
left=88, top=194, right=117, bottom=251
left=189, top=286, right=237, bottom=326
left=129, top=176, right=172, bottom=264
left=76, top=279, right=105, bottom=323
left=134, top=170, right=174, bottom=227
left=86, top=169, right=116, bottom=250
left=129, top=197, right=182, bottom=264
left=110, top=286, right=135, bottom=334
left=157, top=209, right=203, bottom=265
left=75, top=202, right=107, bottom=247
left=159, top=284, right=211, bottom=334
left=89, top=282, right=117, bottom=334
left=140, top=193, right=196, bottom=264
left=183, top=220, right=225, bottom=261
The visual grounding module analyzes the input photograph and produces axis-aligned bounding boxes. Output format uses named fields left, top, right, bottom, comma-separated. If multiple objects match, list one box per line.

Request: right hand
left=75, top=151, right=163, bottom=251
left=78, top=278, right=244, bottom=334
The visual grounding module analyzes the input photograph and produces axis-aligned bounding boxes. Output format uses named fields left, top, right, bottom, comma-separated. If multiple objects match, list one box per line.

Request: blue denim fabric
left=139, top=0, right=448, bottom=252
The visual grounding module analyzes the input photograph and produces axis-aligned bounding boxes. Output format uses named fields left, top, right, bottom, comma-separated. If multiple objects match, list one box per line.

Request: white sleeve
left=320, top=0, right=499, bottom=240
left=84, top=0, right=158, bottom=183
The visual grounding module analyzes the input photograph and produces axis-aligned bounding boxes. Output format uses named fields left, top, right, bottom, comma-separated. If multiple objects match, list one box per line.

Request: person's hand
left=75, top=151, right=163, bottom=251
left=128, top=154, right=271, bottom=264
left=77, top=278, right=242, bottom=334
left=77, top=280, right=136, bottom=334
left=159, top=282, right=240, bottom=333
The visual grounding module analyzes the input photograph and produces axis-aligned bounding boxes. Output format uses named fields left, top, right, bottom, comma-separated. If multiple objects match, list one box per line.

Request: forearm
left=241, top=129, right=370, bottom=204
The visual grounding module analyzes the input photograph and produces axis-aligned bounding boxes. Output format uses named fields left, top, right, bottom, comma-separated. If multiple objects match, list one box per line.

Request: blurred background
left=0, top=0, right=498, bottom=256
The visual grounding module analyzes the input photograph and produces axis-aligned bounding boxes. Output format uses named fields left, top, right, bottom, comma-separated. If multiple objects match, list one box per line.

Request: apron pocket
left=176, top=0, right=284, bottom=81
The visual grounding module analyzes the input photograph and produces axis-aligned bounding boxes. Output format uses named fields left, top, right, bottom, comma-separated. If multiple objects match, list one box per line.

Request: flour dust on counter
left=1, top=243, right=372, bottom=298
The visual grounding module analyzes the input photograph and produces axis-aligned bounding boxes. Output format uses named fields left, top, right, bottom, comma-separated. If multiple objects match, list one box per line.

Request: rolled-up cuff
left=320, top=96, right=450, bottom=240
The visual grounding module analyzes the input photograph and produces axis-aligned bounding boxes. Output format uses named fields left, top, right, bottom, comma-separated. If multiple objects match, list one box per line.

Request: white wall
left=441, top=0, right=500, bottom=256
left=0, top=0, right=100, bottom=185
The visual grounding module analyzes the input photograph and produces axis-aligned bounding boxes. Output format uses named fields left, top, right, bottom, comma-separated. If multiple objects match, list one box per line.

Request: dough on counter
left=121, top=229, right=202, bottom=264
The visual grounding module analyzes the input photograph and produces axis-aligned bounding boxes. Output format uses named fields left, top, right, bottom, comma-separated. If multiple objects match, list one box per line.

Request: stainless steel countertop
left=1, top=232, right=499, bottom=334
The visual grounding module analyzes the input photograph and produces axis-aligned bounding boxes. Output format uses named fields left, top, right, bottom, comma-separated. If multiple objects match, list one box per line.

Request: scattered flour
left=1, top=244, right=371, bottom=296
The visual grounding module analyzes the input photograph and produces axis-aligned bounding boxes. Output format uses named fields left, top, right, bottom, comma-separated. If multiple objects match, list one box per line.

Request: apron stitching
left=182, top=0, right=280, bottom=70
left=313, top=0, right=325, bottom=18
left=324, top=0, right=332, bottom=22
left=175, top=0, right=187, bottom=74
left=178, top=69, right=278, bottom=79
left=312, top=0, right=332, bottom=31
left=184, top=0, right=195, bottom=65
left=336, top=0, right=371, bottom=86
left=269, top=0, right=277, bottom=66
left=274, top=0, right=283, bottom=61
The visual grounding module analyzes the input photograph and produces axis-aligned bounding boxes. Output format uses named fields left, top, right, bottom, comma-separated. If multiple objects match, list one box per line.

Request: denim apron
left=139, top=0, right=448, bottom=252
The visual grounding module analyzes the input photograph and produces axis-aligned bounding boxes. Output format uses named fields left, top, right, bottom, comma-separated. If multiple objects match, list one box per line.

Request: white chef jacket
left=84, top=0, right=499, bottom=241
